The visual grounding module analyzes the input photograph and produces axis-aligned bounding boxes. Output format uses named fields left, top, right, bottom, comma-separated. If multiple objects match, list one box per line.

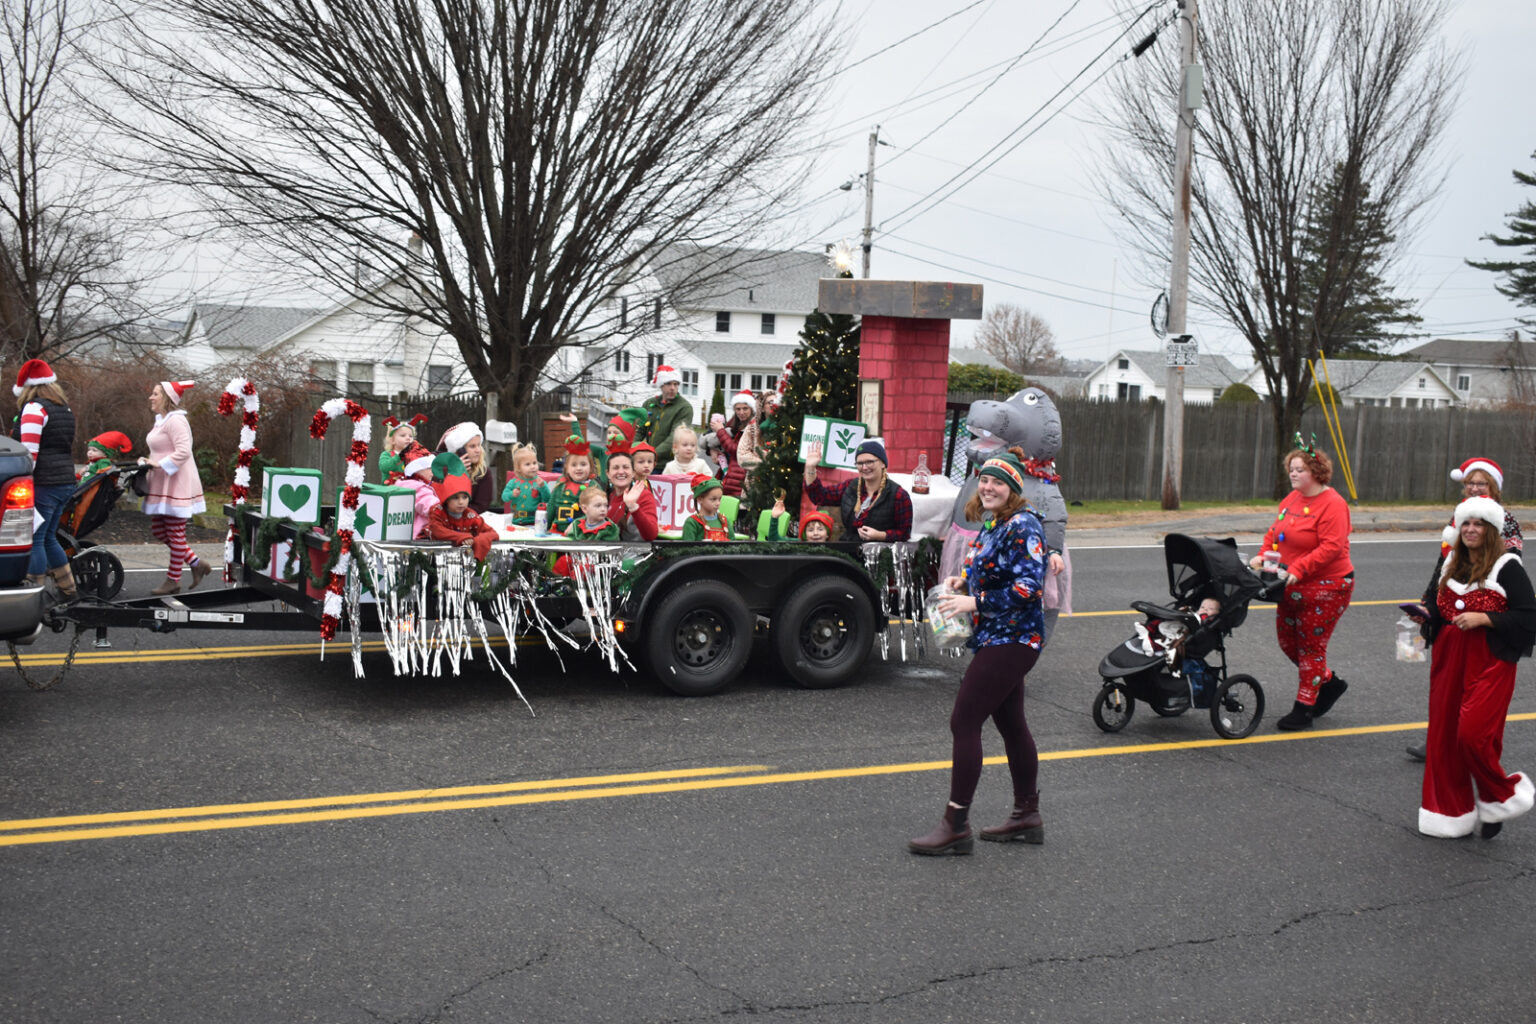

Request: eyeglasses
left=855, top=459, right=879, bottom=467
left=1465, top=482, right=1491, bottom=493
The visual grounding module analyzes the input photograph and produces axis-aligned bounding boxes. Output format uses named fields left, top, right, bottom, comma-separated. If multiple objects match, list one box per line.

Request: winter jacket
left=960, top=508, right=1048, bottom=651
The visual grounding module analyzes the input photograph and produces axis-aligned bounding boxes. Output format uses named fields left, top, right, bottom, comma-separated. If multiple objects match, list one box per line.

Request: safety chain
left=8, top=624, right=87, bottom=691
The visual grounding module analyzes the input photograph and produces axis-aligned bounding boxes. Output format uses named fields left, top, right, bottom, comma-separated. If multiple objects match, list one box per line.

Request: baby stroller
left=1091, top=533, right=1268, bottom=740
left=56, top=464, right=150, bottom=600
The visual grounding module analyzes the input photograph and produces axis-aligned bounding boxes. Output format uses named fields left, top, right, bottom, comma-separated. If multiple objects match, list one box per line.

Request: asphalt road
left=2, top=532, right=1533, bottom=1023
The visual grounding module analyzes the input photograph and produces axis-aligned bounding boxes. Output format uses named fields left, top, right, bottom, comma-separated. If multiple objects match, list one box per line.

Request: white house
left=1400, top=336, right=1536, bottom=408
left=1083, top=349, right=1248, bottom=403
left=1240, top=359, right=1461, bottom=408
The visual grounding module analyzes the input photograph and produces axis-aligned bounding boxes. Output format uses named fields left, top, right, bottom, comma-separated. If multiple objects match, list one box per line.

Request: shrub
left=1217, top=382, right=1260, bottom=404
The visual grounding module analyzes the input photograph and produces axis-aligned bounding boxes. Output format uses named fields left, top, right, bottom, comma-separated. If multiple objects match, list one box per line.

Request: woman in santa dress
left=1419, top=497, right=1536, bottom=840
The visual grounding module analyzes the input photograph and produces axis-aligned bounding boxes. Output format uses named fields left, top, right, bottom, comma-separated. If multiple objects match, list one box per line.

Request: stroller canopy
left=1163, top=533, right=1264, bottom=631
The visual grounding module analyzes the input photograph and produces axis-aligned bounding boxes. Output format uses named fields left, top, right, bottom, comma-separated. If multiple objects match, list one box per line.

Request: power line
left=811, top=0, right=995, bottom=87
left=885, top=232, right=1124, bottom=298
left=879, top=241, right=1142, bottom=315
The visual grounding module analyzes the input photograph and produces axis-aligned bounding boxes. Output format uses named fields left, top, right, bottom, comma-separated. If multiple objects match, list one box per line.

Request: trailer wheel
left=773, top=577, right=875, bottom=689
left=644, top=579, right=754, bottom=697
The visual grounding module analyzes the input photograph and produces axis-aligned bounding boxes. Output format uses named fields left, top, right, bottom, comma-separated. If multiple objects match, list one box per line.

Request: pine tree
left=746, top=304, right=861, bottom=514
left=1468, top=151, right=1536, bottom=328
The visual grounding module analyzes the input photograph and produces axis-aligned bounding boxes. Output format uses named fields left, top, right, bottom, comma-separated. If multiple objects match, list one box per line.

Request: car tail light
left=0, top=476, right=35, bottom=551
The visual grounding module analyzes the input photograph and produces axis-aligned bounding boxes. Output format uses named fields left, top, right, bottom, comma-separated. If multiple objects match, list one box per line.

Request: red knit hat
left=12, top=358, right=56, bottom=396
left=87, top=431, right=134, bottom=456
left=159, top=380, right=195, bottom=406
left=801, top=510, right=836, bottom=538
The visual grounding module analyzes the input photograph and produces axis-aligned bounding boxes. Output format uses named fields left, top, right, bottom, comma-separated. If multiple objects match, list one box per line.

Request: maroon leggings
left=948, top=643, right=1041, bottom=807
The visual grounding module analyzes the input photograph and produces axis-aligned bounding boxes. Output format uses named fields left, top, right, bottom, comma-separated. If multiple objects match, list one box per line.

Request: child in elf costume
left=389, top=442, right=442, bottom=538
left=426, top=453, right=497, bottom=561
left=377, top=413, right=427, bottom=482
left=800, top=511, right=835, bottom=544
left=499, top=444, right=549, bottom=525
left=564, top=484, right=620, bottom=541
left=78, top=431, right=134, bottom=480
left=631, top=441, right=657, bottom=488
left=549, top=432, right=597, bottom=532
left=681, top=474, right=732, bottom=541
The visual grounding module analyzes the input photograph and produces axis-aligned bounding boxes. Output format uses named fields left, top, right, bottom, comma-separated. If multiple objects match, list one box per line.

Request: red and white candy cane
left=217, top=377, right=260, bottom=582
left=309, top=398, right=371, bottom=641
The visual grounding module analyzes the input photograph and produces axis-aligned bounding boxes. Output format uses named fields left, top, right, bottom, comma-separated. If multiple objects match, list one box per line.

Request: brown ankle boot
left=908, top=803, right=973, bottom=856
left=48, top=564, right=78, bottom=600
left=981, top=792, right=1043, bottom=844
left=150, top=577, right=181, bottom=596
left=188, top=560, right=211, bottom=590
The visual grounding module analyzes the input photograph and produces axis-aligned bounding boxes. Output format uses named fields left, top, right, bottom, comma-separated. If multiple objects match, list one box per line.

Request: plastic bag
left=925, top=584, right=973, bottom=649
left=1395, top=615, right=1427, bottom=662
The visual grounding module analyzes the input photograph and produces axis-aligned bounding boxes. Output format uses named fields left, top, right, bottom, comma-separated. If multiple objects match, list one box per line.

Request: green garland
left=612, top=541, right=868, bottom=598
left=236, top=507, right=375, bottom=595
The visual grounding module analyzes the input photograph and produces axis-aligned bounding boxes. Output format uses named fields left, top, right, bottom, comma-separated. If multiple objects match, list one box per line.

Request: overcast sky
left=794, top=0, right=1536, bottom=368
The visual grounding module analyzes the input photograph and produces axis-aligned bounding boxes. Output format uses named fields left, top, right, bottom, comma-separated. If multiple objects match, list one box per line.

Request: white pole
left=862, top=126, right=878, bottom=278
left=1161, top=0, right=1199, bottom=510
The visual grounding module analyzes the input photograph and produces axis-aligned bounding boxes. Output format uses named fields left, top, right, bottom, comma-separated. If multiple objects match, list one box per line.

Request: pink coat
left=142, top=410, right=206, bottom=518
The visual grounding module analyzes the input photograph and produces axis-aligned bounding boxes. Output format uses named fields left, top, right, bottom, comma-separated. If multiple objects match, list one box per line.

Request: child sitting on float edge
left=681, top=474, right=732, bottom=541
left=565, top=484, right=620, bottom=541
left=500, top=444, right=549, bottom=526
left=426, top=454, right=497, bottom=561
left=549, top=432, right=596, bottom=531
left=631, top=442, right=657, bottom=488
left=664, top=425, right=715, bottom=478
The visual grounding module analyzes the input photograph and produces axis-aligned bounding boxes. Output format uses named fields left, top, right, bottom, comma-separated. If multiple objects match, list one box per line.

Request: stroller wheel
left=1091, top=681, right=1135, bottom=733
left=1210, top=673, right=1265, bottom=739
left=73, top=549, right=124, bottom=600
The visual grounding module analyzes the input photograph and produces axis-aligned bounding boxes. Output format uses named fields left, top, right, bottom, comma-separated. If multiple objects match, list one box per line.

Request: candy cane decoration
left=217, top=377, right=260, bottom=581
left=310, top=398, right=371, bottom=646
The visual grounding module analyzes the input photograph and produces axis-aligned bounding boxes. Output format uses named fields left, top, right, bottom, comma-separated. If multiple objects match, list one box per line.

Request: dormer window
left=1117, top=358, right=1129, bottom=370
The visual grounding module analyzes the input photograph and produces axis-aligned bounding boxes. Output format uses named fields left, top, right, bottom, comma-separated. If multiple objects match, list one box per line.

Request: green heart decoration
left=277, top=482, right=314, bottom=513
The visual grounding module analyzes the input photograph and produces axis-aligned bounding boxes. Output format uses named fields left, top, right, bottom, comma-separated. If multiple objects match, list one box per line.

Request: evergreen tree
left=1468, top=151, right=1536, bottom=328
left=707, top=384, right=725, bottom=423
left=746, top=304, right=861, bottom=514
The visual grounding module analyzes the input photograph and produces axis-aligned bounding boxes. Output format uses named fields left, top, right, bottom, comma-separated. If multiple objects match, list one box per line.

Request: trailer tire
left=773, top=576, right=875, bottom=689
left=644, top=579, right=754, bottom=697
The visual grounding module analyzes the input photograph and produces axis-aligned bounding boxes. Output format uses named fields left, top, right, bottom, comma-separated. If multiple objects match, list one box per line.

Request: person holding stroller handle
left=909, top=450, right=1048, bottom=856
left=1247, top=436, right=1353, bottom=731
left=11, top=359, right=78, bottom=600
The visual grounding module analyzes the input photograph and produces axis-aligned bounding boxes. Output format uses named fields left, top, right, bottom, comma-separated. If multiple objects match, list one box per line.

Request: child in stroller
left=53, top=463, right=151, bottom=600
left=1092, top=533, right=1268, bottom=739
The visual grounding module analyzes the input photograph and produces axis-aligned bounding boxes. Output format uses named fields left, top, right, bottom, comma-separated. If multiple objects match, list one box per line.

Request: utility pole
left=861, top=125, right=878, bottom=278
left=1161, top=0, right=1200, bottom=510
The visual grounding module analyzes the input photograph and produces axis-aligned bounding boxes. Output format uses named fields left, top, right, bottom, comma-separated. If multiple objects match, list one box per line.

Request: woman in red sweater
left=1249, top=440, right=1354, bottom=730
left=605, top=448, right=658, bottom=541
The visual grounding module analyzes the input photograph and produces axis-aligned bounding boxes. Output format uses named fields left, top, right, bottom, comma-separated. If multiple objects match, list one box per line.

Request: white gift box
left=261, top=467, right=324, bottom=525
left=339, top=482, right=416, bottom=542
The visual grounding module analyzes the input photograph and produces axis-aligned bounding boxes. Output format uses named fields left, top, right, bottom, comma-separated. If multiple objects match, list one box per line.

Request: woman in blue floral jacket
left=910, top=449, right=1049, bottom=856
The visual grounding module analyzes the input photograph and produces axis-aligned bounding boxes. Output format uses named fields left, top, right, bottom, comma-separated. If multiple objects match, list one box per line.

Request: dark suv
left=0, top=435, right=44, bottom=644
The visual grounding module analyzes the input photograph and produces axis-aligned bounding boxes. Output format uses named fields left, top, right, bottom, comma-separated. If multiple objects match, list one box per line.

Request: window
left=750, top=373, right=765, bottom=391
left=1117, top=358, right=1129, bottom=370
left=729, top=373, right=742, bottom=392
left=1457, top=374, right=1470, bottom=391
left=646, top=353, right=666, bottom=381
left=614, top=350, right=630, bottom=373
left=426, top=364, right=453, bottom=396
left=761, top=313, right=776, bottom=335
left=620, top=297, right=628, bottom=330
left=1417, top=377, right=1426, bottom=389
left=715, top=311, right=731, bottom=333
left=1117, top=382, right=1140, bottom=401
left=310, top=360, right=337, bottom=390
left=347, top=361, right=374, bottom=395
left=714, top=373, right=727, bottom=393
left=681, top=369, right=700, bottom=397
left=1405, top=397, right=1419, bottom=408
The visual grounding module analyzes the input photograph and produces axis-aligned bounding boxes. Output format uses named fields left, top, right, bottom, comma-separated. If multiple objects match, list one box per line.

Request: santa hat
left=160, top=380, right=195, bottom=406
left=801, top=510, right=836, bottom=537
left=730, top=391, right=757, bottom=414
left=563, top=433, right=591, bottom=458
left=438, top=421, right=482, bottom=455
left=653, top=365, right=682, bottom=387
left=690, top=473, right=723, bottom=500
left=86, top=430, right=134, bottom=457
left=1453, top=496, right=1505, bottom=534
left=12, top=358, right=56, bottom=396
left=608, top=407, right=648, bottom=446
left=401, top=442, right=436, bottom=478
left=431, top=452, right=472, bottom=502
left=1450, top=457, right=1503, bottom=490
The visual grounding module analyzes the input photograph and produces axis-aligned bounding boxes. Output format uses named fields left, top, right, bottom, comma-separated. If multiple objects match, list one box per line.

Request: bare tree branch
left=974, top=301, right=1060, bottom=375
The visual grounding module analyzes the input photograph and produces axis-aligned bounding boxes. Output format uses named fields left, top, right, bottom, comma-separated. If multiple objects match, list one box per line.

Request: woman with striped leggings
left=139, top=380, right=209, bottom=596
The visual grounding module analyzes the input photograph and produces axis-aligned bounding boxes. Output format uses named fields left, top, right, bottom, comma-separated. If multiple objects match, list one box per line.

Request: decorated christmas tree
left=747, top=269, right=861, bottom=515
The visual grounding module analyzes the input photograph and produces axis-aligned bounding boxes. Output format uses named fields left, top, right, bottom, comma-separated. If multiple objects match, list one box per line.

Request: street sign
left=1165, top=335, right=1198, bottom=367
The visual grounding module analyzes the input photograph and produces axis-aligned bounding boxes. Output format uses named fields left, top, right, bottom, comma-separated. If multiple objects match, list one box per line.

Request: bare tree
left=1096, top=0, right=1459, bottom=494
left=95, top=0, right=841, bottom=419
left=974, top=302, right=1060, bottom=375
left=1, top=0, right=165, bottom=366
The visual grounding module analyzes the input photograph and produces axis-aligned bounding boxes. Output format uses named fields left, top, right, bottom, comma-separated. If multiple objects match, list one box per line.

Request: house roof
left=1244, top=358, right=1460, bottom=398
left=1402, top=337, right=1536, bottom=367
left=1026, top=374, right=1087, bottom=398
left=651, top=244, right=830, bottom=315
left=192, top=302, right=325, bottom=350
left=949, top=346, right=1010, bottom=371
left=678, top=339, right=799, bottom=369
left=1106, top=349, right=1248, bottom=390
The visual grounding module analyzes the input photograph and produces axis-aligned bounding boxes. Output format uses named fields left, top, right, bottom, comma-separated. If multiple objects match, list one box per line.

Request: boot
left=1277, top=700, right=1314, bottom=731
left=150, top=577, right=181, bottom=596
left=981, top=792, right=1044, bottom=844
left=1479, top=821, right=1503, bottom=840
left=25, top=573, right=46, bottom=588
left=188, top=559, right=211, bottom=590
left=1405, top=742, right=1427, bottom=762
left=907, top=802, right=973, bottom=856
left=1311, top=673, right=1348, bottom=718
left=48, top=564, right=78, bottom=601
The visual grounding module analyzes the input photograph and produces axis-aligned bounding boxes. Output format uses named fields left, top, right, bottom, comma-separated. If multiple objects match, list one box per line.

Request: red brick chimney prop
left=817, top=278, right=984, bottom=474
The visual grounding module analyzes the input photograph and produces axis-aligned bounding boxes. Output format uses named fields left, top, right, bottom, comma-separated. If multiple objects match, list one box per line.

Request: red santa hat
left=730, top=391, right=757, bottom=414
left=12, top=358, right=56, bottom=396
left=86, top=431, right=134, bottom=456
left=160, top=380, right=195, bottom=406
left=653, top=364, right=682, bottom=387
left=401, top=442, right=436, bottom=478
left=1450, top=457, right=1503, bottom=490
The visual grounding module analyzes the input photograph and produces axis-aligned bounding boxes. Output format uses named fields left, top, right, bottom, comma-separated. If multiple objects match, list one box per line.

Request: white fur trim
left=403, top=453, right=434, bottom=476
left=653, top=365, right=682, bottom=386
left=440, top=422, right=480, bottom=454
left=1442, top=525, right=1456, bottom=547
left=1454, top=496, right=1505, bottom=532
left=1451, top=459, right=1504, bottom=489
left=1477, top=771, right=1535, bottom=824
left=1419, top=806, right=1477, bottom=838
left=159, top=457, right=179, bottom=475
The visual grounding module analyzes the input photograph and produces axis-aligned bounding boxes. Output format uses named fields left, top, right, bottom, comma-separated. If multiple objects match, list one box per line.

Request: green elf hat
left=431, top=452, right=471, bottom=503
left=608, top=407, right=648, bottom=447
left=564, top=433, right=591, bottom=458
left=690, top=473, right=723, bottom=500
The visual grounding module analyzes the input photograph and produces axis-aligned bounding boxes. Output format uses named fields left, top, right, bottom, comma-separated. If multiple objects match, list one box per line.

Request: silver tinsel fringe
left=862, top=541, right=926, bottom=662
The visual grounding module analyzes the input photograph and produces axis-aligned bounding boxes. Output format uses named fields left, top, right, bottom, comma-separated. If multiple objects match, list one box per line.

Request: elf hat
left=159, top=380, right=195, bottom=406
left=12, top=358, right=56, bottom=396
left=608, top=407, right=648, bottom=446
left=731, top=391, right=756, bottom=414
left=1450, top=457, right=1503, bottom=490
left=653, top=365, right=682, bottom=387
left=1453, top=496, right=1505, bottom=534
left=401, top=442, right=436, bottom=478
left=431, top=452, right=472, bottom=502
left=87, top=431, right=133, bottom=456
left=801, top=510, right=836, bottom=537
left=563, top=433, right=591, bottom=458
left=690, top=473, right=723, bottom=500
left=630, top=441, right=656, bottom=458
left=438, top=421, right=482, bottom=455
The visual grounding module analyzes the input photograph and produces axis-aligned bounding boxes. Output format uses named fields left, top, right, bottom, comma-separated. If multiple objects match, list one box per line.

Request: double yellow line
left=10, top=716, right=1530, bottom=848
